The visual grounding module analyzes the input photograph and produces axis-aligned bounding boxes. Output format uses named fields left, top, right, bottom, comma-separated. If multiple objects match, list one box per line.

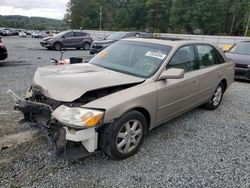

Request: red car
left=0, top=36, right=8, bottom=60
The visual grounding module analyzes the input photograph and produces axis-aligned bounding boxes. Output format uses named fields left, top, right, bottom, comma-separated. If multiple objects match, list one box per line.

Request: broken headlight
left=52, top=105, right=104, bottom=128
left=25, top=87, right=34, bottom=99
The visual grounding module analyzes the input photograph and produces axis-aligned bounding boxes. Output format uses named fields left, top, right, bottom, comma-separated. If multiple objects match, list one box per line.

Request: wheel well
left=221, top=79, right=227, bottom=92
left=53, top=41, right=62, bottom=46
left=133, top=107, right=151, bottom=131
left=83, top=41, right=90, bottom=45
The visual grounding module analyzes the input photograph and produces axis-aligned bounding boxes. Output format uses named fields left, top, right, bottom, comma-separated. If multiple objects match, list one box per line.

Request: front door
left=63, top=32, right=74, bottom=47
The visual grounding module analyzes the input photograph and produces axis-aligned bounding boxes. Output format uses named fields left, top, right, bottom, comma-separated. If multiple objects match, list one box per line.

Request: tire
left=83, top=42, right=90, bottom=50
left=53, top=42, right=62, bottom=51
left=99, top=110, right=147, bottom=160
left=205, top=82, right=225, bottom=110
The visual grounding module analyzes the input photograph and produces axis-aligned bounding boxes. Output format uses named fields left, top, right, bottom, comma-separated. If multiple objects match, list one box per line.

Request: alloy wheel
left=116, top=120, right=143, bottom=154
left=213, top=85, right=222, bottom=106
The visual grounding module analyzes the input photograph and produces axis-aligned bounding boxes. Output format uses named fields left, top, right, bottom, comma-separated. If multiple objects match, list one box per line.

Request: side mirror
left=157, top=68, right=184, bottom=80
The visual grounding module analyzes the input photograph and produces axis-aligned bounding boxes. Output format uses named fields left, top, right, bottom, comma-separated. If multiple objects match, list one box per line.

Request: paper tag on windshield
left=145, top=51, right=166, bottom=60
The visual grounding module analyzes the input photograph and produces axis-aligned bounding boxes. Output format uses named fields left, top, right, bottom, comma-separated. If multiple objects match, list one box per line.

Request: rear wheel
left=99, top=111, right=147, bottom=160
left=53, top=42, right=62, bottom=51
left=205, top=83, right=224, bottom=110
left=83, top=42, right=90, bottom=50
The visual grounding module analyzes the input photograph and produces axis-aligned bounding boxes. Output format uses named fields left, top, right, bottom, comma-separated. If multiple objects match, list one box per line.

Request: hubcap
left=116, top=120, right=142, bottom=154
left=55, top=44, right=61, bottom=51
left=213, top=86, right=222, bottom=106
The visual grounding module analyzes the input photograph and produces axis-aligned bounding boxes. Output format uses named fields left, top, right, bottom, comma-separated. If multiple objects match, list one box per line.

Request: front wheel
left=100, top=111, right=147, bottom=160
left=53, top=42, right=62, bottom=51
left=205, top=83, right=224, bottom=110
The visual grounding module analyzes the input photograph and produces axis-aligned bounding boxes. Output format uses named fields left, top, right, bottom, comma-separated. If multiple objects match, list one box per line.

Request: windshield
left=229, top=42, right=250, bottom=55
left=106, top=32, right=129, bottom=40
left=89, top=41, right=171, bottom=78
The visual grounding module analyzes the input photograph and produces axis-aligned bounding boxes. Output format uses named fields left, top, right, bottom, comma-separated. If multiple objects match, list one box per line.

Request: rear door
left=194, top=44, right=226, bottom=104
left=73, top=32, right=86, bottom=47
left=156, top=45, right=201, bottom=124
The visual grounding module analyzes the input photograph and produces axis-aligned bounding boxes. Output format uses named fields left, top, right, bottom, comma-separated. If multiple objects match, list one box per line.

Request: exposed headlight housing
left=248, top=64, right=250, bottom=68
left=52, top=105, right=104, bottom=129
left=25, top=87, right=34, bottom=98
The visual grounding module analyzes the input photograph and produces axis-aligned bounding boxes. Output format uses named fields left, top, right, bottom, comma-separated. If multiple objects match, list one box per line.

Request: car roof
left=123, top=38, right=214, bottom=48
left=66, top=30, right=86, bottom=33
left=116, top=31, right=149, bottom=34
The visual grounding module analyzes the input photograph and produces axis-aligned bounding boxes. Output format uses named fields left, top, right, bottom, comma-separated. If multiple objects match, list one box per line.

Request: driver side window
left=167, top=45, right=198, bottom=72
left=64, top=32, right=74, bottom=38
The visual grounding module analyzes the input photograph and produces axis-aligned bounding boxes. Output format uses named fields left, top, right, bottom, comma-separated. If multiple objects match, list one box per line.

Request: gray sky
left=0, top=0, right=69, bottom=19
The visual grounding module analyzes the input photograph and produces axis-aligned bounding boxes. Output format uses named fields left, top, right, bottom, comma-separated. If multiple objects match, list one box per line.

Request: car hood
left=32, top=63, right=145, bottom=102
left=92, top=39, right=115, bottom=45
left=42, top=36, right=52, bottom=41
left=225, top=52, right=250, bottom=65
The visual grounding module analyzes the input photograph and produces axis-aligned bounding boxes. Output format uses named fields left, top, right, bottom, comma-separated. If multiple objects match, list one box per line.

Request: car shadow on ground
left=0, top=61, right=31, bottom=67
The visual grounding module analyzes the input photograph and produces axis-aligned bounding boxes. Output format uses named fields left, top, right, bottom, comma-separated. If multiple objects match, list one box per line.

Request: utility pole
left=245, top=13, right=250, bottom=37
left=153, top=0, right=159, bottom=31
left=229, top=15, right=235, bottom=36
left=99, top=3, right=102, bottom=31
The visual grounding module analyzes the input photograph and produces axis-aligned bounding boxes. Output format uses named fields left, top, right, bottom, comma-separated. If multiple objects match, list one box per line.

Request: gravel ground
left=0, top=36, right=249, bottom=188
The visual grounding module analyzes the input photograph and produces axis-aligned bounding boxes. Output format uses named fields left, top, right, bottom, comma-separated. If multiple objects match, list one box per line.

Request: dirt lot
left=0, top=36, right=249, bottom=188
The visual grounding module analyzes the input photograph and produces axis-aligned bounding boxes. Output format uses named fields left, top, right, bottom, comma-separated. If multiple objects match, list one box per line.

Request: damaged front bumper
left=7, top=90, right=99, bottom=159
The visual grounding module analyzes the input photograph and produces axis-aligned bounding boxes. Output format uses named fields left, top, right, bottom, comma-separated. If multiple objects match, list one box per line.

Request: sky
left=0, top=0, right=69, bottom=20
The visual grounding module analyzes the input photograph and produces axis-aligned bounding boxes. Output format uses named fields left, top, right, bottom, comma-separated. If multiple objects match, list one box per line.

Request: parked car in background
left=225, top=41, right=250, bottom=80
left=90, top=31, right=153, bottom=54
left=10, top=39, right=234, bottom=160
left=0, top=36, right=8, bottom=60
left=31, top=32, right=40, bottom=38
left=31, top=31, right=47, bottom=38
left=25, top=30, right=32, bottom=35
left=1, top=29, right=10, bottom=36
left=19, top=32, right=27, bottom=38
left=40, top=30, right=93, bottom=51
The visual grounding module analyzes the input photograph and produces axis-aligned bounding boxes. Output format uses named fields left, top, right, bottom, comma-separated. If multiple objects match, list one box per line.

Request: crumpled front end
left=7, top=89, right=100, bottom=159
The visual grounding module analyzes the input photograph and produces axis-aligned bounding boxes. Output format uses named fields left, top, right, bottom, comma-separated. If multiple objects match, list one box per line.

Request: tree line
left=65, top=0, right=250, bottom=36
left=0, top=16, right=67, bottom=30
